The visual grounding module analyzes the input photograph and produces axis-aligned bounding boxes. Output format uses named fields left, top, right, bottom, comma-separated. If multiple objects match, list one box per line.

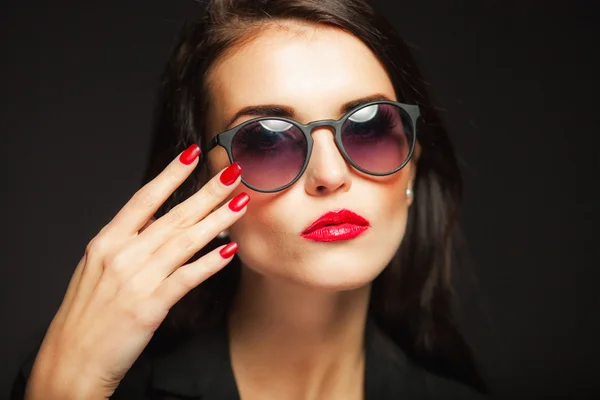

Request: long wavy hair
left=141, top=0, right=489, bottom=394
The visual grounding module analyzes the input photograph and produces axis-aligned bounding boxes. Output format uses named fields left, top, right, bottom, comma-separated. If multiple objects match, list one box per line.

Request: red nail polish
left=220, top=162, right=242, bottom=186
left=220, top=242, right=238, bottom=258
left=229, top=192, right=250, bottom=212
left=179, top=144, right=201, bottom=165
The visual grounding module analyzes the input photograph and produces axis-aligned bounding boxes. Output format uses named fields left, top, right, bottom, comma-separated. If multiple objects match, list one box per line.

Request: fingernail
left=220, top=162, right=242, bottom=186
left=179, top=144, right=201, bottom=165
left=229, top=192, right=250, bottom=212
left=220, top=242, right=238, bottom=259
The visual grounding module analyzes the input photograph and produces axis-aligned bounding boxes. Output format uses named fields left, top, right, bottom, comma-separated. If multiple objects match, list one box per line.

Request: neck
left=228, top=266, right=371, bottom=400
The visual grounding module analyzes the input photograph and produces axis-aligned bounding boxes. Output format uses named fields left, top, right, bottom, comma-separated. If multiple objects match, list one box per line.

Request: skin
left=23, top=19, right=419, bottom=400
left=204, top=21, right=418, bottom=400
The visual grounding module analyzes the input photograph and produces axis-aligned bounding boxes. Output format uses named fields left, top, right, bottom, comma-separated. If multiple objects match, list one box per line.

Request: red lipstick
left=301, top=209, right=370, bottom=242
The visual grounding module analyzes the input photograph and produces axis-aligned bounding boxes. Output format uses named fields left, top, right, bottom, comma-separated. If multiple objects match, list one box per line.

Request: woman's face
left=205, top=21, right=416, bottom=290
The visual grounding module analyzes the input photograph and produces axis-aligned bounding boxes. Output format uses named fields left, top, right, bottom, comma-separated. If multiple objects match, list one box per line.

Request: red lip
left=301, top=209, right=371, bottom=242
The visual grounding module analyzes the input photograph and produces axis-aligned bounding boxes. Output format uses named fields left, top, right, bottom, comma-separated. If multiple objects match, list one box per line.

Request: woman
left=12, top=0, right=490, bottom=398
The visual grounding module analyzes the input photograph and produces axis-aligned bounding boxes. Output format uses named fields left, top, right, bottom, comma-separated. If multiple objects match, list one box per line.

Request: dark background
left=1, top=0, right=598, bottom=398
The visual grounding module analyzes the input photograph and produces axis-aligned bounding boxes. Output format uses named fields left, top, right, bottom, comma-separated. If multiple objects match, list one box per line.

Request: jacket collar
left=149, top=317, right=416, bottom=399
left=150, top=321, right=239, bottom=399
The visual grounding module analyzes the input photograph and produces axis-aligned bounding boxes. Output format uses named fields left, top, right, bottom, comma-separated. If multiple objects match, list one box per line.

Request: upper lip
left=301, top=209, right=370, bottom=234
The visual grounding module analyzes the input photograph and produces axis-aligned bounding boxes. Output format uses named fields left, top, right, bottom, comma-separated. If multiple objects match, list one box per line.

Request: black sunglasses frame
left=203, top=100, right=420, bottom=193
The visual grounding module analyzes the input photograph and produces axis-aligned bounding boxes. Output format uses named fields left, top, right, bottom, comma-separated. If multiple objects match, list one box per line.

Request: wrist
left=25, top=360, right=108, bottom=400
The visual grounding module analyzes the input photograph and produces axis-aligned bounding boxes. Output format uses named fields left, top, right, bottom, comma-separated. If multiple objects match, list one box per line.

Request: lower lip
left=301, top=223, right=369, bottom=242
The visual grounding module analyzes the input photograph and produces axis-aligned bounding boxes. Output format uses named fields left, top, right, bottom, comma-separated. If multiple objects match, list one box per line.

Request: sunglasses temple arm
left=201, top=137, right=219, bottom=154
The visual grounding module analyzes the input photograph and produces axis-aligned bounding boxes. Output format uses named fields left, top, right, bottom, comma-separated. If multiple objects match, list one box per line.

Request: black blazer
left=11, top=318, right=488, bottom=399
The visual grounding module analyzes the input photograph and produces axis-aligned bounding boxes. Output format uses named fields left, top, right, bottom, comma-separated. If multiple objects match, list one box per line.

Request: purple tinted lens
left=231, top=119, right=307, bottom=190
left=341, top=103, right=413, bottom=173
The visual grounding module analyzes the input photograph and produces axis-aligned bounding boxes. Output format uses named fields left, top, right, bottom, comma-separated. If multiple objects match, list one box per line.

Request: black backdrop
left=1, top=0, right=598, bottom=398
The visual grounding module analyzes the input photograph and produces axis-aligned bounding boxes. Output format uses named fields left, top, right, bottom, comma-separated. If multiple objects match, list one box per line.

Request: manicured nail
left=179, top=144, right=201, bottom=165
left=229, top=192, right=250, bottom=212
left=220, top=162, right=242, bottom=186
left=220, top=242, right=238, bottom=258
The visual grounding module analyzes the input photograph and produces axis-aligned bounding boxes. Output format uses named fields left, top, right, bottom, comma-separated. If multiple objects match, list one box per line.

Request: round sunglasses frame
left=202, top=100, right=420, bottom=193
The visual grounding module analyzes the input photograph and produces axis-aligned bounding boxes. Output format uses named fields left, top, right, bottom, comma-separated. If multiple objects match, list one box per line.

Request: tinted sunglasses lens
left=341, top=103, right=414, bottom=173
left=231, top=119, right=307, bottom=190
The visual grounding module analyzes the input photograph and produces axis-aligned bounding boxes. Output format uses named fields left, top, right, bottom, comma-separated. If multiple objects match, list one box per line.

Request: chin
left=248, top=253, right=389, bottom=292
left=297, top=276, right=375, bottom=292
left=302, top=260, right=387, bottom=291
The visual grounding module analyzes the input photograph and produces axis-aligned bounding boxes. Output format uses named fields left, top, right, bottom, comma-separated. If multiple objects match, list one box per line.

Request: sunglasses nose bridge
left=305, top=119, right=339, bottom=137
left=304, top=119, right=347, bottom=168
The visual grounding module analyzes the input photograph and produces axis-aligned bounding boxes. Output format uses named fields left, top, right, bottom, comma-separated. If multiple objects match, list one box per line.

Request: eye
left=349, top=104, right=378, bottom=123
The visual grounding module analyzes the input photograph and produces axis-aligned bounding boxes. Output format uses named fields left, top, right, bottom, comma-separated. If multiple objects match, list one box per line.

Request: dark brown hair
left=142, top=0, right=489, bottom=394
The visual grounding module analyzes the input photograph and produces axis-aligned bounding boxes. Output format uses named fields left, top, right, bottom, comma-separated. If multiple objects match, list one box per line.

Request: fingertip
left=219, top=242, right=238, bottom=259
left=179, top=144, right=201, bottom=165
left=219, top=162, right=242, bottom=186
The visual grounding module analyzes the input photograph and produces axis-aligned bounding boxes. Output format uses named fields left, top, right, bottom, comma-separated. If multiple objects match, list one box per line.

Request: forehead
left=206, top=21, right=396, bottom=130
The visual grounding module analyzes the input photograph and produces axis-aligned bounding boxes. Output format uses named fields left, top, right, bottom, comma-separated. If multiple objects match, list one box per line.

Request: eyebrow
left=225, top=93, right=393, bottom=129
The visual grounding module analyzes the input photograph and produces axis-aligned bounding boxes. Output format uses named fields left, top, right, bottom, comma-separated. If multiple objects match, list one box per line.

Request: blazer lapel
left=150, top=322, right=240, bottom=399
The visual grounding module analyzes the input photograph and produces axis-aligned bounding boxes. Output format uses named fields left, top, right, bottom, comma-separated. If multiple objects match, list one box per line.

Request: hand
left=25, top=145, right=248, bottom=399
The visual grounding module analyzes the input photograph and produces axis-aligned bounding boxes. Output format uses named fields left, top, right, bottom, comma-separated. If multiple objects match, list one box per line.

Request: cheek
left=227, top=188, right=284, bottom=235
left=367, top=168, right=413, bottom=248
left=371, top=165, right=413, bottom=209
left=227, top=195, right=299, bottom=271
left=374, top=184, right=410, bottom=239
left=223, top=162, right=414, bottom=287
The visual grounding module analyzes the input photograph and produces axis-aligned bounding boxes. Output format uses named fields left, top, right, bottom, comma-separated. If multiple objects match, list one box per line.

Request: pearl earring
left=217, top=230, right=229, bottom=239
left=406, top=188, right=413, bottom=198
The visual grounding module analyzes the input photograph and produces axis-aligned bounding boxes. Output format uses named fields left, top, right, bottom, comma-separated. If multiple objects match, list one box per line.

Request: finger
left=105, top=144, right=201, bottom=238
left=127, top=162, right=243, bottom=257
left=147, top=191, right=249, bottom=280
left=153, top=242, right=238, bottom=307
left=68, top=215, right=156, bottom=318
left=66, top=233, right=125, bottom=319
left=138, top=216, right=156, bottom=235
left=74, top=215, right=156, bottom=307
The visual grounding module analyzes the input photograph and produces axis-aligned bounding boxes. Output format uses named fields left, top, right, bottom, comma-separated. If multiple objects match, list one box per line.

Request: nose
left=303, top=127, right=352, bottom=196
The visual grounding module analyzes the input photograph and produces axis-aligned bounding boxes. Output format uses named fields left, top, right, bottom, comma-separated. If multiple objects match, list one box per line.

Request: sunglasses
left=203, top=100, right=420, bottom=193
